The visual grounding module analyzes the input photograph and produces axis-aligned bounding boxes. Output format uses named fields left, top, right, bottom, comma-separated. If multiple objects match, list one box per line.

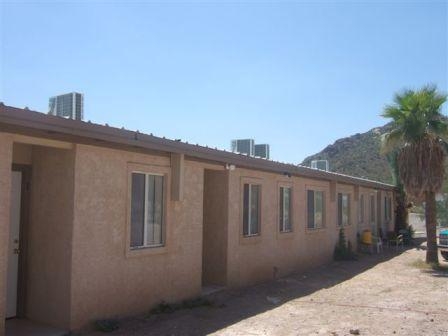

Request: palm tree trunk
left=425, top=191, right=439, bottom=264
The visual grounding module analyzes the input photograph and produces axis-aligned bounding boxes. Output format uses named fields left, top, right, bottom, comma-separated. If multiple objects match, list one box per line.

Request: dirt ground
left=87, top=245, right=448, bottom=336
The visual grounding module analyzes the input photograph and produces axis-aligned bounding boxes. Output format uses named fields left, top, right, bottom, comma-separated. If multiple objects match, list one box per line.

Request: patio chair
left=398, top=229, right=411, bottom=245
left=386, top=231, right=404, bottom=251
left=358, top=230, right=373, bottom=254
left=379, top=228, right=388, bottom=244
left=372, top=235, right=383, bottom=253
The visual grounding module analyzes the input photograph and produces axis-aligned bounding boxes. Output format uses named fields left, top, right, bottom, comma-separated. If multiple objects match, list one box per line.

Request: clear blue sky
left=1, top=0, right=447, bottom=163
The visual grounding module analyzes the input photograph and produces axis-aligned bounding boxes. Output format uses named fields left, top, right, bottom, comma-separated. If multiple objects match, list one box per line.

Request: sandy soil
left=86, top=245, right=448, bottom=336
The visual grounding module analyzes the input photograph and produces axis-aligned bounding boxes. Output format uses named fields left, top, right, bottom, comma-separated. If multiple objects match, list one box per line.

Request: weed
left=182, top=297, right=212, bottom=309
left=149, top=297, right=213, bottom=316
left=150, top=301, right=177, bottom=314
left=94, top=319, right=119, bottom=332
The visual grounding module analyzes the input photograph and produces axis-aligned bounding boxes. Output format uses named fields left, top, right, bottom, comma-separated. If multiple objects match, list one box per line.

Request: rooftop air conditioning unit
left=311, top=160, right=329, bottom=171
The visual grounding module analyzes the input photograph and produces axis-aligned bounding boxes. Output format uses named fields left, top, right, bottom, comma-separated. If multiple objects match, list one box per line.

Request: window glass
left=338, top=193, right=343, bottom=226
left=280, top=187, right=292, bottom=232
left=146, top=175, right=163, bottom=245
left=284, top=187, right=291, bottom=231
left=388, top=197, right=392, bottom=220
left=130, top=173, right=164, bottom=248
left=359, top=194, right=365, bottom=223
left=315, top=191, right=324, bottom=228
left=308, top=190, right=324, bottom=229
left=243, top=184, right=249, bottom=236
left=131, top=173, right=145, bottom=247
left=338, top=193, right=350, bottom=226
left=250, top=185, right=260, bottom=235
left=307, top=190, right=315, bottom=229
left=342, top=194, right=349, bottom=225
left=243, top=183, right=260, bottom=236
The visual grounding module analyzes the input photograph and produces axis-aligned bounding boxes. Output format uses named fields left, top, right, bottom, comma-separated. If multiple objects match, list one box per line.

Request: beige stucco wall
left=226, top=169, right=339, bottom=287
left=380, top=189, right=395, bottom=233
left=12, top=143, right=32, bottom=165
left=202, top=169, right=229, bottom=286
left=0, top=133, right=13, bottom=334
left=356, top=187, right=395, bottom=237
left=357, top=187, right=373, bottom=233
left=69, top=145, right=206, bottom=329
left=0, top=132, right=396, bottom=333
left=224, top=168, right=392, bottom=288
left=335, top=183, right=357, bottom=250
left=25, top=146, right=75, bottom=328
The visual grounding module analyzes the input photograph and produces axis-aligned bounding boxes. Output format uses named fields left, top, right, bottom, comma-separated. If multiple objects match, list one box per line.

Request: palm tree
left=382, top=85, right=447, bottom=263
left=386, top=151, right=409, bottom=233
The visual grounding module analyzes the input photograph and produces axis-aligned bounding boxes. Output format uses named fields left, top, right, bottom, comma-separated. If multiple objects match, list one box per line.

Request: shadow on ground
left=412, top=238, right=448, bottom=278
left=88, top=245, right=417, bottom=336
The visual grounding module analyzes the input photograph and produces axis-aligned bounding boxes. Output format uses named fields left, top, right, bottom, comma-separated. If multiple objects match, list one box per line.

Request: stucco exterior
left=202, top=169, right=229, bottom=286
left=0, top=105, right=397, bottom=334
left=0, top=134, right=13, bottom=333
left=222, top=169, right=394, bottom=288
left=226, top=169, right=338, bottom=287
left=68, top=145, right=207, bottom=329
left=25, top=146, right=75, bottom=328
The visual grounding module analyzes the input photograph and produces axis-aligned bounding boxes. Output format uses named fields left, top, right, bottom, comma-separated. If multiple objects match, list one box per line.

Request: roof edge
left=0, top=104, right=396, bottom=190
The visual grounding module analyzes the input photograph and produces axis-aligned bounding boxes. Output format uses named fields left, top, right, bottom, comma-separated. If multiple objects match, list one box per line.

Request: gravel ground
left=86, top=245, right=448, bottom=336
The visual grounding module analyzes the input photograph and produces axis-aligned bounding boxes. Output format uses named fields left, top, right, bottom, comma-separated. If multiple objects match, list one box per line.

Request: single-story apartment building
left=0, top=104, right=395, bottom=333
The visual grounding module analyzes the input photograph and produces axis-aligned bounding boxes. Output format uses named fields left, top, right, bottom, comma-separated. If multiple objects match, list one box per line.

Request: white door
left=6, top=171, right=22, bottom=318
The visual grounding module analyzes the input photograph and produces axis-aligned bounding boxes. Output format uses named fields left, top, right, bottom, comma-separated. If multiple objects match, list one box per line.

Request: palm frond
left=382, top=85, right=448, bottom=200
left=381, top=129, right=404, bottom=154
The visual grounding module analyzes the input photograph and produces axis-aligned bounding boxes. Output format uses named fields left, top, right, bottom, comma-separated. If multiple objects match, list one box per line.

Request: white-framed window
left=389, top=197, right=393, bottom=221
left=307, top=190, right=325, bottom=229
left=338, top=193, right=350, bottom=226
left=384, top=196, right=392, bottom=221
left=279, top=186, right=292, bottom=232
left=130, top=172, right=165, bottom=248
left=243, top=183, right=261, bottom=236
left=370, top=194, right=376, bottom=224
left=358, top=194, right=365, bottom=223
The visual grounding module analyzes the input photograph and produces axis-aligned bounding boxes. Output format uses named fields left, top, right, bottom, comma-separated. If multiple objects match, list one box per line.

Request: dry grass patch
left=410, top=258, right=448, bottom=273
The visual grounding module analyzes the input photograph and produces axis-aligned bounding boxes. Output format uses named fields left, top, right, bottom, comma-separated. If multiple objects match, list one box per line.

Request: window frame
left=307, top=189, right=326, bottom=230
left=369, top=193, right=376, bottom=225
left=337, top=192, right=351, bottom=227
left=130, top=171, right=166, bottom=249
left=384, top=195, right=393, bottom=222
left=358, top=193, right=365, bottom=224
left=389, top=196, right=393, bottom=221
left=126, top=163, right=170, bottom=257
left=242, top=182, right=262, bottom=237
left=279, top=185, right=293, bottom=233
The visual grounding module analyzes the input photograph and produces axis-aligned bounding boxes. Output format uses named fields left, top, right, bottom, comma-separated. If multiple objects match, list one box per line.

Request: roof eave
left=0, top=104, right=396, bottom=191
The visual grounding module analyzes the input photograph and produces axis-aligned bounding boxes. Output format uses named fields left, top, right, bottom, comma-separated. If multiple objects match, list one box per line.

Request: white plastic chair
left=373, top=236, right=383, bottom=253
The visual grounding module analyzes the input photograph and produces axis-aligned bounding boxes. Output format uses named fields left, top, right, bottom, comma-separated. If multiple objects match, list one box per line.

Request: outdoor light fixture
left=225, top=164, right=236, bottom=171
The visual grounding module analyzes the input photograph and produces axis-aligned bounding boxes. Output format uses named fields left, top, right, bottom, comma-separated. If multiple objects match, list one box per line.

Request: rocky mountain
left=301, top=124, right=394, bottom=184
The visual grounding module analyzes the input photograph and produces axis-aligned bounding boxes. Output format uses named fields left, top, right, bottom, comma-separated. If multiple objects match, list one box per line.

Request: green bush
left=150, top=301, right=177, bottom=314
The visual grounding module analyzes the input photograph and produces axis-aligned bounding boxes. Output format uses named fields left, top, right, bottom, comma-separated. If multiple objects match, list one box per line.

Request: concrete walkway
left=5, top=319, right=67, bottom=336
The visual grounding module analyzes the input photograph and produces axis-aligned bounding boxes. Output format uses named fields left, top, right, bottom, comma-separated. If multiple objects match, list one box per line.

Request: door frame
left=10, top=164, right=31, bottom=318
